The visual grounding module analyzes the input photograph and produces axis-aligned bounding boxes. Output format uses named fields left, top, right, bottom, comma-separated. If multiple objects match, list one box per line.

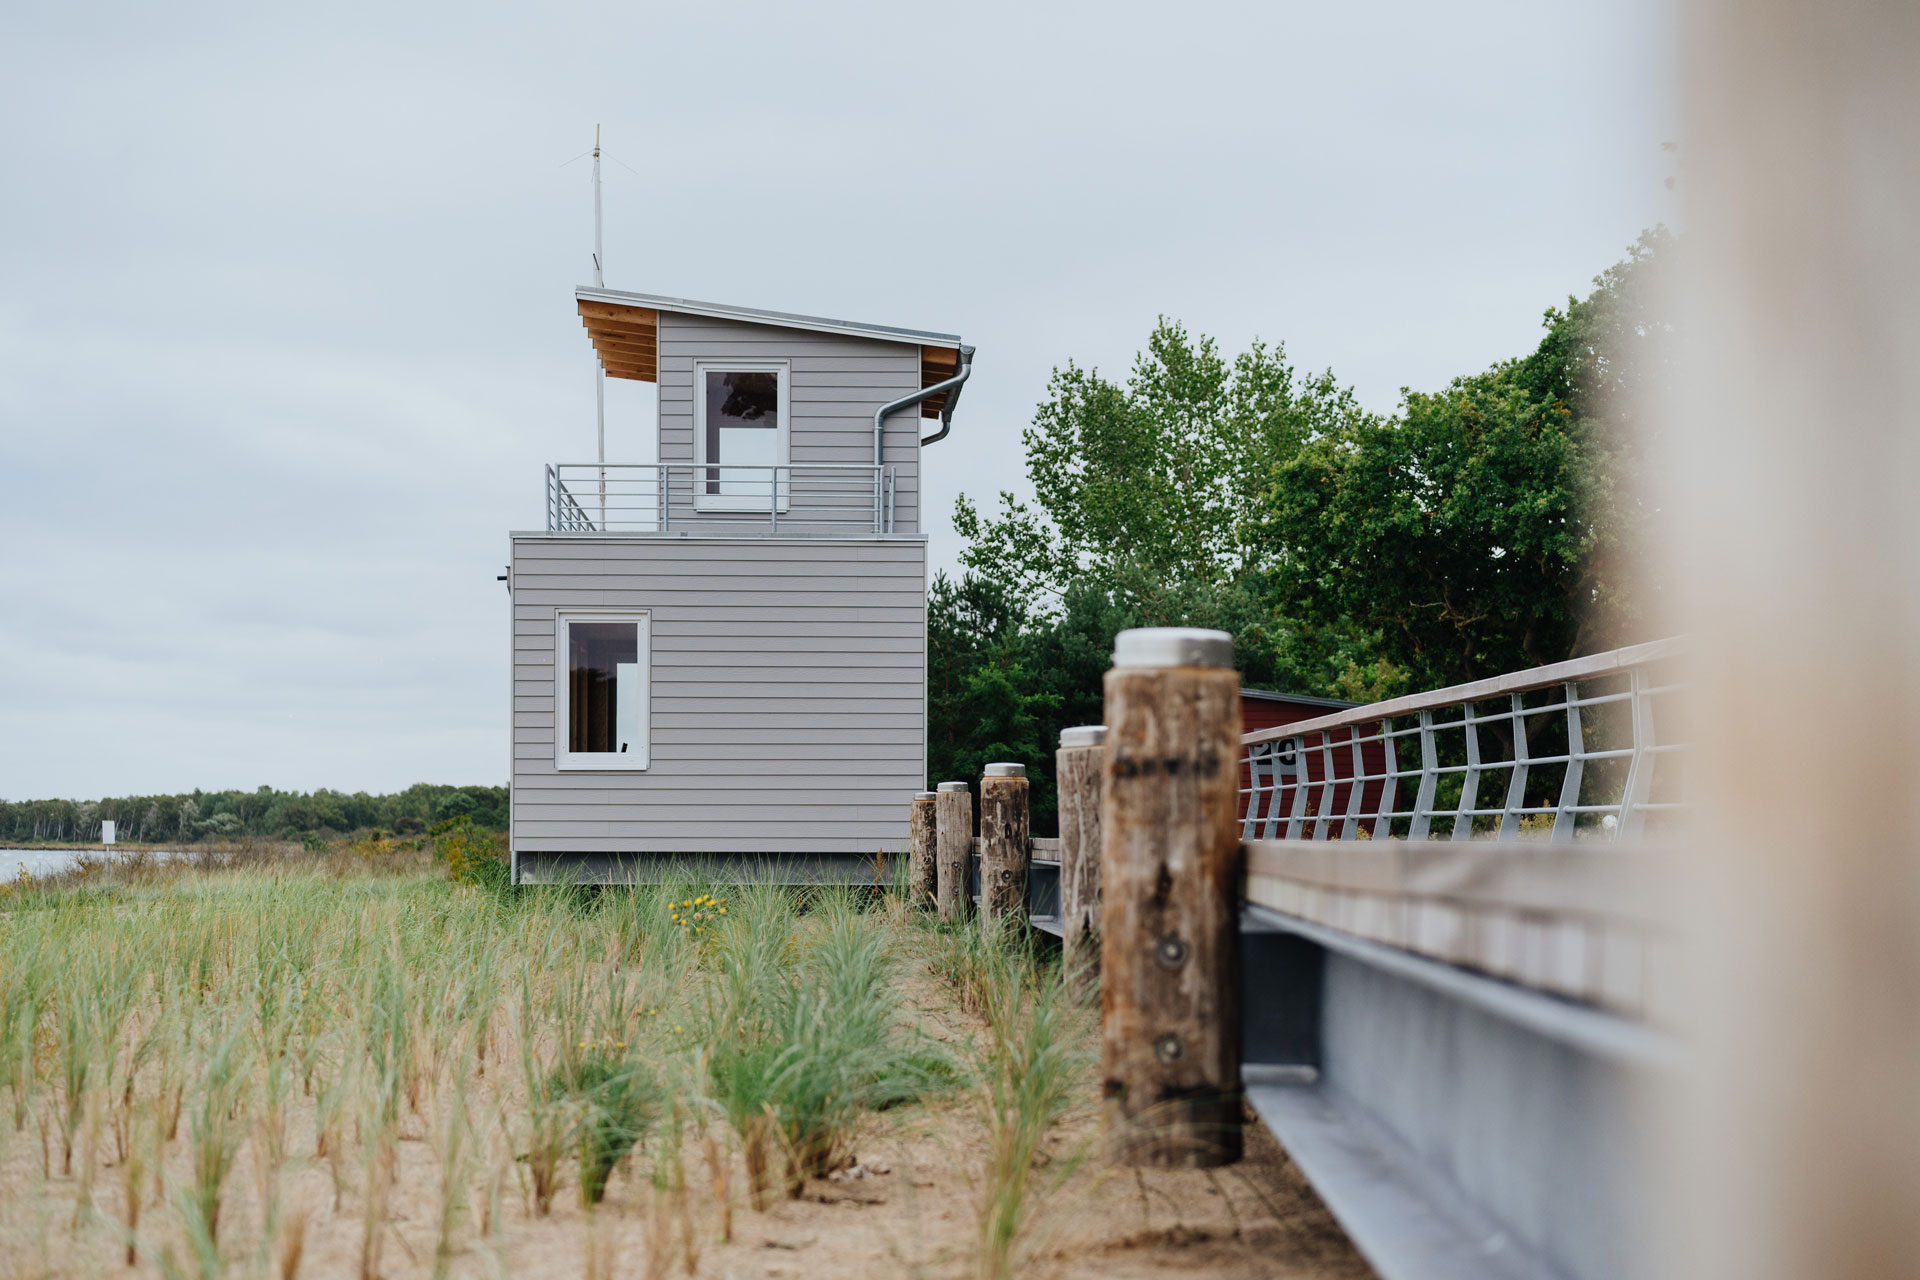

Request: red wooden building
left=1239, top=688, right=1391, bottom=834
left=1240, top=688, right=1358, bottom=738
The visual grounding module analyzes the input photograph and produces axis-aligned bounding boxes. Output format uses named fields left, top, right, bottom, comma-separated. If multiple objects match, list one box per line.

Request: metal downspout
left=872, top=344, right=975, bottom=465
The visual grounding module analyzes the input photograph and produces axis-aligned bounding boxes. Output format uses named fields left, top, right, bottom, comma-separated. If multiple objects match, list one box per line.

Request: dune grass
left=0, top=857, right=973, bottom=1276
left=915, top=910, right=1097, bottom=1280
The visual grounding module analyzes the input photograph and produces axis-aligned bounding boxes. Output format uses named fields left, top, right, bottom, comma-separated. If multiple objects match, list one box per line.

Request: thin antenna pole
left=592, top=124, right=604, bottom=287
left=593, top=125, right=606, bottom=527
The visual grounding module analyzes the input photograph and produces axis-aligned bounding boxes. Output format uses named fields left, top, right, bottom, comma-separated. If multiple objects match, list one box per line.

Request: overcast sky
left=0, top=0, right=1673, bottom=800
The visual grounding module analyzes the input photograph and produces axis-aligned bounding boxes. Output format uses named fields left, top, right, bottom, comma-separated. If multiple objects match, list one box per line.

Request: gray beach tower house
left=507, top=287, right=972, bottom=884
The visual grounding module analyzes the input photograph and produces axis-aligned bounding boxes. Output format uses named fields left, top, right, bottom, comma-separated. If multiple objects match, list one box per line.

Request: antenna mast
left=593, top=125, right=606, bottom=525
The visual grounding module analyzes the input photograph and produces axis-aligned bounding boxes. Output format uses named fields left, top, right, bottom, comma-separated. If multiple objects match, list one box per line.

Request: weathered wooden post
left=1057, top=725, right=1106, bottom=979
left=979, top=763, right=1031, bottom=925
left=1099, top=627, right=1243, bottom=1167
left=908, top=790, right=938, bottom=909
left=934, top=781, right=972, bottom=921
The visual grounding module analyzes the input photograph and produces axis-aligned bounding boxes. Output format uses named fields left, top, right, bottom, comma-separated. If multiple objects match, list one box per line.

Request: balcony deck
left=545, top=462, right=903, bottom=536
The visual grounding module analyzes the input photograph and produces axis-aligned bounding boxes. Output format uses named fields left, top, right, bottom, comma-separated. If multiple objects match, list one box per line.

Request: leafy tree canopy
left=954, top=319, right=1371, bottom=603
left=1261, top=227, right=1673, bottom=686
left=933, top=232, right=1672, bottom=829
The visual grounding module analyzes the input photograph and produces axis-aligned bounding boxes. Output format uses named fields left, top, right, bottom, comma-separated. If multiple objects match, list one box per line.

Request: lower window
left=556, top=611, right=650, bottom=769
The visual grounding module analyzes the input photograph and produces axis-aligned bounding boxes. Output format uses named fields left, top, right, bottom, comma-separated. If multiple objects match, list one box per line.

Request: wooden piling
left=979, top=764, right=1031, bottom=924
left=909, top=791, right=938, bottom=909
left=934, top=782, right=973, bottom=921
left=1057, top=725, right=1107, bottom=979
left=1099, top=628, right=1243, bottom=1167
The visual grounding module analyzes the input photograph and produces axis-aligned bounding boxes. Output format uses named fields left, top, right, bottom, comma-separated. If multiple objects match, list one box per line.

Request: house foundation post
left=1057, top=725, right=1107, bottom=985
left=979, top=764, right=1031, bottom=926
left=908, top=791, right=938, bottom=909
left=934, top=782, right=972, bottom=921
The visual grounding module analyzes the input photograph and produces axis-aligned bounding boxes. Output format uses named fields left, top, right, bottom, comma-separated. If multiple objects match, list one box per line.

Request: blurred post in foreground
left=1657, top=2, right=1920, bottom=1275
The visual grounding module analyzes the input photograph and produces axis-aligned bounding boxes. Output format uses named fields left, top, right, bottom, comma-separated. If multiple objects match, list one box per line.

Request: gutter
left=873, top=344, right=975, bottom=463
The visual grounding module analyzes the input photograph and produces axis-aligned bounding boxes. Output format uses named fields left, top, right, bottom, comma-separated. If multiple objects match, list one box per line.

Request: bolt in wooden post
left=1100, top=627, right=1243, bottom=1168
left=934, top=782, right=973, bottom=921
left=909, top=791, right=938, bottom=909
left=1057, top=725, right=1107, bottom=981
left=979, top=763, right=1031, bottom=925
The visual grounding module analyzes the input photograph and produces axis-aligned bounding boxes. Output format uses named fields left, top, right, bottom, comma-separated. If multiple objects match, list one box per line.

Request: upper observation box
left=553, top=287, right=973, bottom=537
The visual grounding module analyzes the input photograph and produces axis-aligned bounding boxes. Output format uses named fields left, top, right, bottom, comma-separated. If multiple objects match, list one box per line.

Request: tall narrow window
left=556, top=612, right=649, bottom=768
left=694, top=362, right=789, bottom=509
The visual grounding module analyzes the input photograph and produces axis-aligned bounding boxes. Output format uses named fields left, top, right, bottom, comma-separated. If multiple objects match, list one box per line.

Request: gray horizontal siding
left=516, top=789, right=915, bottom=814
left=516, top=752, right=915, bottom=780
left=509, top=591, right=919, bottom=613
left=514, top=615, right=925, bottom=638
left=511, top=572, right=920, bottom=592
left=508, top=540, right=927, bottom=572
left=515, top=811, right=906, bottom=831
left=510, top=535, right=925, bottom=856
left=518, top=673, right=924, bottom=694
left=656, top=312, right=924, bottom=534
left=516, top=685, right=920, bottom=708
left=514, top=835, right=909, bottom=854
left=515, top=537, right=925, bottom=559
left=514, top=710, right=925, bottom=740
left=515, top=724, right=924, bottom=746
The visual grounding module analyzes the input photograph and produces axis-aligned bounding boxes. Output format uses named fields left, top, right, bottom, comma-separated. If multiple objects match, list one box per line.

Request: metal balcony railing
left=544, top=462, right=899, bottom=535
left=1240, top=636, right=1688, bottom=843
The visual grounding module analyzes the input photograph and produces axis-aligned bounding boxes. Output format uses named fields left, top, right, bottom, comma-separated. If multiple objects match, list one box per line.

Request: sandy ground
left=0, top=951, right=1370, bottom=1280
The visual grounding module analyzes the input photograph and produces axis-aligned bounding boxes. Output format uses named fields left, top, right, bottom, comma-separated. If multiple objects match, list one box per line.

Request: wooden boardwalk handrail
left=1241, top=636, right=1686, bottom=747
left=1238, top=635, right=1688, bottom=843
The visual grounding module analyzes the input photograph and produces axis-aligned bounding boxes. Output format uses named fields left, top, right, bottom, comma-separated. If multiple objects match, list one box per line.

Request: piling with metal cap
left=979, top=763, right=1031, bottom=925
left=1057, top=725, right=1107, bottom=981
left=1099, top=627, right=1243, bottom=1167
left=934, top=781, right=973, bottom=921
left=909, top=791, right=938, bottom=909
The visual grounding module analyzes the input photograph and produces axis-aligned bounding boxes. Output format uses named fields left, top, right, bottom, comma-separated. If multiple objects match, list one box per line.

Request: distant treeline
left=0, top=783, right=508, bottom=845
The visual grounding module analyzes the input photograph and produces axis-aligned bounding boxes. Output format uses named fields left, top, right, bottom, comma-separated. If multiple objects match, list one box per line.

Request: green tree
left=930, top=325, right=1391, bottom=829
left=931, top=233, right=1669, bottom=822
left=925, top=571, right=1060, bottom=829
left=435, top=789, right=479, bottom=823
left=954, top=319, right=1370, bottom=606
left=1262, top=229, right=1671, bottom=687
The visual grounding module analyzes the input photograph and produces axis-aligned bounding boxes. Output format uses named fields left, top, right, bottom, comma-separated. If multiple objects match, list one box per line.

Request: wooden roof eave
left=573, top=292, right=967, bottom=410
left=577, top=299, right=658, bottom=383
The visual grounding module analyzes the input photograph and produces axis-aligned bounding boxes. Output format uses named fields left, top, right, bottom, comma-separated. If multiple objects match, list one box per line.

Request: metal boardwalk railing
left=1240, top=637, right=1687, bottom=844
left=544, top=462, right=898, bottom=535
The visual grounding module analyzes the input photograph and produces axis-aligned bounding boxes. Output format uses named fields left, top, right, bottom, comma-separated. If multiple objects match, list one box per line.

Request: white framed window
left=693, top=360, right=790, bottom=511
left=555, top=611, right=650, bottom=770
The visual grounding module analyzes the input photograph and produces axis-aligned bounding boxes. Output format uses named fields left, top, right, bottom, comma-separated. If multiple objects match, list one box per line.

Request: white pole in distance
left=593, top=124, right=607, bottom=528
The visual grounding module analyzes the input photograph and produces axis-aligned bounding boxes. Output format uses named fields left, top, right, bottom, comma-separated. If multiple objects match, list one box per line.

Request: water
left=0, top=848, right=165, bottom=882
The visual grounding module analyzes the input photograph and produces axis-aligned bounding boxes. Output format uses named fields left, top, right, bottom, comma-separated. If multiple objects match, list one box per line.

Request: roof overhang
left=577, top=297, right=658, bottom=382
left=575, top=287, right=964, bottom=416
